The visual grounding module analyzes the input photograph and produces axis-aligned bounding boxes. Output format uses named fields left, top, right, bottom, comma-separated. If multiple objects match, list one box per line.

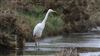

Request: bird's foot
left=34, top=47, right=40, bottom=51
left=36, top=48, right=40, bottom=51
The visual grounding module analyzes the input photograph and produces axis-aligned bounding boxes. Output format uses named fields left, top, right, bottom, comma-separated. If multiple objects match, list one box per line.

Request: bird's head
left=48, top=9, right=56, bottom=13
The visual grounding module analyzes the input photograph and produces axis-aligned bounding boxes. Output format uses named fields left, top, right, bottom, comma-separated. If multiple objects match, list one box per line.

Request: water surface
left=1, top=31, right=100, bottom=56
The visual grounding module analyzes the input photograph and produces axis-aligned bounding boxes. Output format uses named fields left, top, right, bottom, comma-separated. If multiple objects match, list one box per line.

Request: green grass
left=17, top=5, right=64, bottom=36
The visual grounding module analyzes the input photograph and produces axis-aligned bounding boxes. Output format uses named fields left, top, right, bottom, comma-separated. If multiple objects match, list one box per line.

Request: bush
left=0, top=8, right=32, bottom=49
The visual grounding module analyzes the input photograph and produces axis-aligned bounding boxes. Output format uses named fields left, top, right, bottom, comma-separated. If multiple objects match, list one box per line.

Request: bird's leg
left=35, top=38, right=40, bottom=51
left=33, top=35, right=38, bottom=50
left=37, top=38, right=40, bottom=50
left=34, top=38, right=38, bottom=49
left=34, top=38, right=38, bottom=55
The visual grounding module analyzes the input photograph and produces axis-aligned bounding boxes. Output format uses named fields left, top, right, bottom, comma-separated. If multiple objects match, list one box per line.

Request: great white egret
left=33, top=9, right=55, bottom=50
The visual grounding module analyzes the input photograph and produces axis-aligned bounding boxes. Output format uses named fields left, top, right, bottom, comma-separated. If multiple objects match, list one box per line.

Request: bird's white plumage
left=33, top=23, right=45, bottom=38
left=32, top=9, right=55, bottom=49
left=33, top=9, right=55, bottom=38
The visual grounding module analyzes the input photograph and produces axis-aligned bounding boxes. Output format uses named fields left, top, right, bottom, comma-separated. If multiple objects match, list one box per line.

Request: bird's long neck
left=42, top=11, right=50, bottom=24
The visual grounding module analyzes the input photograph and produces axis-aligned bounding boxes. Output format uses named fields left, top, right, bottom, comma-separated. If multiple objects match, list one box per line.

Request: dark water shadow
left=0, top=48, right=24, bottom=56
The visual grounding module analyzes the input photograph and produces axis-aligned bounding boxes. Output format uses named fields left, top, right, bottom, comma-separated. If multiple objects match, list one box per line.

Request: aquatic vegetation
left=56, top=48, right=78, bottom=56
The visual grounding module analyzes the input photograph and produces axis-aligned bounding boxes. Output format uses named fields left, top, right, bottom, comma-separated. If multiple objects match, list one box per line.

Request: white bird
left=33, top=9, right=56, bottom=49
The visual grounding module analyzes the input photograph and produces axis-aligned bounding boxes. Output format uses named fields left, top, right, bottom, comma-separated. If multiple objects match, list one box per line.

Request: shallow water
left=1, top=30, right=100, bottom=56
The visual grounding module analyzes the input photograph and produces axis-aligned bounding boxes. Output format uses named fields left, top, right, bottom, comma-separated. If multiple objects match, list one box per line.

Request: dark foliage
left=0, top=8, right=32, bottom=49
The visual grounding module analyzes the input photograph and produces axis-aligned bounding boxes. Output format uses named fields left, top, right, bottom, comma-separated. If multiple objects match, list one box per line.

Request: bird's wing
left=33, top=23, right=45, bottom=37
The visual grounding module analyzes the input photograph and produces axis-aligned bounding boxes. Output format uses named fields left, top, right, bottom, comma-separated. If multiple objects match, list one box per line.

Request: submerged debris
left=56, top=48, right=79, bottom=56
